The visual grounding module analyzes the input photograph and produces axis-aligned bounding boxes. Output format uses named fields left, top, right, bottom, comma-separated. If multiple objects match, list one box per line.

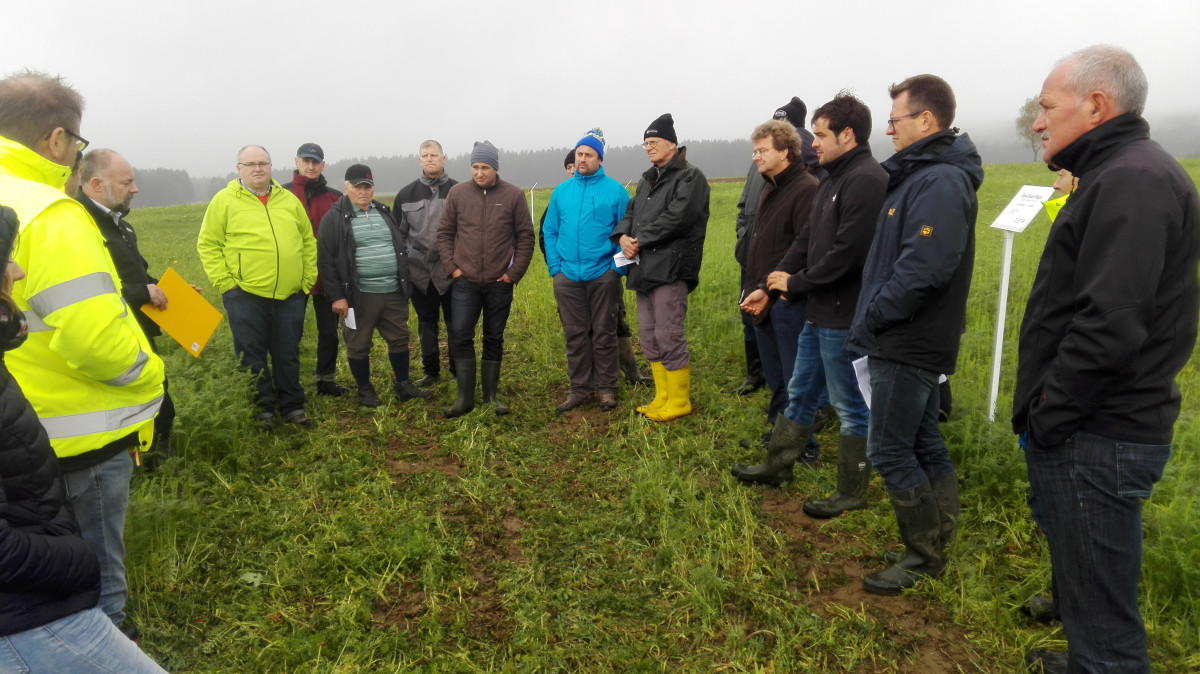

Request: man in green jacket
left=197, top=145, right=318, bottom=429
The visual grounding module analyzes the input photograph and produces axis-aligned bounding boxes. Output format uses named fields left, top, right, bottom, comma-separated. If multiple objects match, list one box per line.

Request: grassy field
left=123, top=161, right=1200, bottom=672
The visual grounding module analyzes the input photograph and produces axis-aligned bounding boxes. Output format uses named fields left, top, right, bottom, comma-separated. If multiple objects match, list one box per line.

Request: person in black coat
left=0, top=205, right=164, bottom=672
left=75, top=149, right=174, bottom=464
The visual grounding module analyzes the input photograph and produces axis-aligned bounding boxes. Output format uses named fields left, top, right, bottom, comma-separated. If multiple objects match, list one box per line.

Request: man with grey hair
left=0, top=71, right=165, bottom=644
left=76, top=149, right=175, bottom=463
left=395, top=140, right=457, bottom=386
left=198, top=145, right=317, bottom=429
left=1014, top=45, right=1200, bottom=673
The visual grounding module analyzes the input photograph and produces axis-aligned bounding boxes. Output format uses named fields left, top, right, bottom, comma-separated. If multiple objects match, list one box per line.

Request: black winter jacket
left=776, top=144, right=887, bottom=329
left=76, top=195, right=160, bottom=338
left=316, top=197, right=410, bottom=309
left=0, top=354, right=101, bottom=636
left=846, top=130, right=982, bottom=373
left=742, top=161, right=818, bottom=307
left=612, top=147, right=710, bottom=293
left=1013, top=114, right=1200, bottom=446
left=733, top=127, right=823, bottom=268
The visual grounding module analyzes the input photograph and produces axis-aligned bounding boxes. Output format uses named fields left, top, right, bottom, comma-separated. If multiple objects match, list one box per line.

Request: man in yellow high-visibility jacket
left=0, top=72, right=164, bottom=639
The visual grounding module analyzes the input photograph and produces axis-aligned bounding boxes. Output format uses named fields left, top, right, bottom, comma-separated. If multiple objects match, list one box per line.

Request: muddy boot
left=862, top=481, right=945, bottom=596
left=803, top=435, right=871, bottom=518
left=481, top=359, right=509, bottom=416
left=733, top=340, right=765, bottom=395
left=444, top=359, right=476, bottom=418
left=730, top=416, right=810, bottom=486
left=619, top=337, right=649, bottom=386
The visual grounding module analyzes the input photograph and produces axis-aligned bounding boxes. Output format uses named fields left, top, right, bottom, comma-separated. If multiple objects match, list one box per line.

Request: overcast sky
left=4, top=0, right=1197, bottom=178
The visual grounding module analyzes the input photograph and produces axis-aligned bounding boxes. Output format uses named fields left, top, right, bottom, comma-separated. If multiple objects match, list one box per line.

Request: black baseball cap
left=345, top=164, right=374, bottom=186
left=296, top=143, right=324, bottom=161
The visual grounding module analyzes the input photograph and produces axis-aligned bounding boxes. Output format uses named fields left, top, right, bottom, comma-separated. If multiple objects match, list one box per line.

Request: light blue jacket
left=542, top=165, right=628, bottom=282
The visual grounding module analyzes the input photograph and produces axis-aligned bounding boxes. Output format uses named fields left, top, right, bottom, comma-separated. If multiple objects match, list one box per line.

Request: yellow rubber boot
left=636, top=362, right=669, bottom=416
left=646, top=365, right=691, bottom=421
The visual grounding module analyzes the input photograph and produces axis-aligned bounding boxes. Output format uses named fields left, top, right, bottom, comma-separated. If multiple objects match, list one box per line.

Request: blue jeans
left=753, top=299, right=806, bottom=424
left=450, top=278, right=514, bottom=361
left=0, top=607, right=165, bottom=673
left=222, top=288, right=308, bottom=417
left=62, top=452, right=133, bottom=626
left=865, top=357, right=955, bottom=491
left=1024, top=430, right=1170, bottom=673
left=785, top=324, right=869, bottom=437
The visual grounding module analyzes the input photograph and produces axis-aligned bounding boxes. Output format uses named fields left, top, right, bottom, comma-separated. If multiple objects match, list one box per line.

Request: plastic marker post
left=987, top=185, right=1055, bottom=421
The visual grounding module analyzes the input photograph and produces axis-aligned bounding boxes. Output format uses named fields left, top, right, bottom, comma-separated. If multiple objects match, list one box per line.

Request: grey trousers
left=635, top=280, right=689, bottom=370
left=343, top=291, right=409, bottom=359
left=553, top=270, right=621, bottom=394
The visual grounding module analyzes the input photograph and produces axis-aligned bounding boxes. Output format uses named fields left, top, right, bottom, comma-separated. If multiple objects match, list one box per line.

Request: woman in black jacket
left=0, top=206, right=164, bottom=672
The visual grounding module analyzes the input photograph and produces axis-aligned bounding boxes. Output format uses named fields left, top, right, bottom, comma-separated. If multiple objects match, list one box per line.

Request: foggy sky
left=4, top=0, right=1197, bottom=178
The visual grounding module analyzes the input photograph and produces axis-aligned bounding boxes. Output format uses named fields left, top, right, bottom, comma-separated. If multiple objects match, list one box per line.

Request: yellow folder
left=139, top=267, right=223, bottom=358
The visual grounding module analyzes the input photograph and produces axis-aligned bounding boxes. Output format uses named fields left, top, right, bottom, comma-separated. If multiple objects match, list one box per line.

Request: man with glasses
left=394, top=140, right=457, bottom=386
left=612, top=113, right=710, bottom=422
left=0, top=72, right=165, bottom=639
left=198, top=145, right=317, bottom=429
left=845, top=75, right=981, bottom=596
left=283, top=143, right=347, bottom=398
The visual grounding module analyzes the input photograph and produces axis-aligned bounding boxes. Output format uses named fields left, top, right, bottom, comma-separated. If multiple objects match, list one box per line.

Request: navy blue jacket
left=846, top=130, right=983, bottom=373
left=1013, top=114, right=1200, bottom=446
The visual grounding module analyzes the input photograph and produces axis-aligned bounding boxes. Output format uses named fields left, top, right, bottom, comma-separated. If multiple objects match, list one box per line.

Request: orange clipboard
left=140, top=267, right=223, bottom=358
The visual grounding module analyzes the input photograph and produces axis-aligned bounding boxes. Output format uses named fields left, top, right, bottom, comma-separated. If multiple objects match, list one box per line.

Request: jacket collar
left=420, top=172, right=451, bottom=188
left=573, top=165, right=609, bottom=183
left=822, top=143, right=873, bottom=178
left=764, top=158, right=807, bottom=188
left=0, top=135, right=71, bottom=190
left=643, top=146, right=688, bottom=184
left=1047, top=112, right=1149, bottom=178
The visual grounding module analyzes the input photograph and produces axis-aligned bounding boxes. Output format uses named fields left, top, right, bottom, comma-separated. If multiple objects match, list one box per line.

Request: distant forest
left=131, top=116, right=1200, bottom=209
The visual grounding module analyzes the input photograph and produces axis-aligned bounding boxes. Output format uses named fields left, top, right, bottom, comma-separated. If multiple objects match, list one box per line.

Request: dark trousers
left=1025, top=430, right=1169, bottom=672
left=753, top=298, right=806, bottom=424
left=450, top=278, right=514, bottom=362
left=616, top=280, right=633, bottom=339
left=222, top=288, right=307, bottom=416
left=309, top=292, right=341, bottom=381
left=865, top=356, right=955, bottom=492
left=410, top=280, right=453, bottom=375
left=554, top=270, right=620, bottom=395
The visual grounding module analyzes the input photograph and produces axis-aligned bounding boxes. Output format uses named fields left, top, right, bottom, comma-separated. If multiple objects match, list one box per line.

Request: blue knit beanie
left=471, top=140, right=499, bottom=170
left=575, top=127, right=606, bottom=160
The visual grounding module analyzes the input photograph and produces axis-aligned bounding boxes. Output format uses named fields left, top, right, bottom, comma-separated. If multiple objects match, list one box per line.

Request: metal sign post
left=987, top=185, right=1054, bottom=421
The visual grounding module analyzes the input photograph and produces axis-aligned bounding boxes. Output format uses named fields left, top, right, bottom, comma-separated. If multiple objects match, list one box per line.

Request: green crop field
left=121, top=160, right=1200, bottom=672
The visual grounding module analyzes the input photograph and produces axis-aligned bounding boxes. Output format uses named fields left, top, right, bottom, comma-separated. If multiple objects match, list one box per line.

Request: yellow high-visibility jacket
left=0, top=136, right=164, bottom=464
left=196, top=179, right=316, bottom=298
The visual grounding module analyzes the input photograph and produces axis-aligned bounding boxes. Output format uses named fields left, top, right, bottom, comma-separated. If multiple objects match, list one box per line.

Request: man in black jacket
left=612, top=113, right=710, bottom=422
left=1014, top=46, right=1200, bottom=674
left=845, top=75, right=981, bottom=597
left=394, top=140, right=457, bottom=386
left=732, top=94, right=885, bottom=506
left=317, top=164, right=430, bottom=407
left=76, top=150, right=174, bottom=469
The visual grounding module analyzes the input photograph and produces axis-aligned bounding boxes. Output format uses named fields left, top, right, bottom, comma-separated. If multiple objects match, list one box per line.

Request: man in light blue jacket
left=543, top=128, right=629, bottom=412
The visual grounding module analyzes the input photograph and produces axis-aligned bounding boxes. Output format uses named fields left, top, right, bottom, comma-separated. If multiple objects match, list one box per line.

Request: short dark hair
left=888, top=74, right=956, bottom=129
left=0, top=71, right=85, bottom=149
left=750, top=119, right=802, bottom=163
left=811, top=92, right=872, bottom=144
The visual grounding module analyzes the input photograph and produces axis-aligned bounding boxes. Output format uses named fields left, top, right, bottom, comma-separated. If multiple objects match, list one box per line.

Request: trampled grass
left=122, top=161, right=1200, bottom=672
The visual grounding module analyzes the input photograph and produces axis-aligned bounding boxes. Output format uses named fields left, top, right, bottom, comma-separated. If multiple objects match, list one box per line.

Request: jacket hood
left=1047, top=113, right=1149, bottom=178
left=0, top=136, right=71, bottom=190
left=882, top=130, right=983, bottom=192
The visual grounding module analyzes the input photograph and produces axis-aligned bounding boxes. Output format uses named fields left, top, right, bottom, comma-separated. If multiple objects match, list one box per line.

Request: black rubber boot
left=930, top=471, right=960, bottom=550
left=730, top=416, right=810, bottom=486
left=444, top=359, right=476, bottom=418
left=619, top=336, right=650, bottom=386
left=862, top=481, right=945, bottom=596
left=414, top=352, right=440, bottom=387
left=803, top=435, right=870, bottom=518
left=481, top=359, right=509, bottom=416
left=733, top=340, right=766, bottom=395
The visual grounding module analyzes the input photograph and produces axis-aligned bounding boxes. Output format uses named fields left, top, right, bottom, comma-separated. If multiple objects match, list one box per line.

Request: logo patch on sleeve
left=920, top=226, right=933, bottom=237
left=888, top=208, right=896, bottom=216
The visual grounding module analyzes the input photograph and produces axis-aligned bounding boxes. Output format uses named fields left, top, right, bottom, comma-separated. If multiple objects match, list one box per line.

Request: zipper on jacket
left=263, top=195, right=281, bottom=298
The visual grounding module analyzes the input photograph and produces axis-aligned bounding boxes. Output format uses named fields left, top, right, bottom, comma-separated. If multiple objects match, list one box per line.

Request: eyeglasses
left=642, top=140, right=661, bottom=150
left=238, top=162, right=272, bottom=169
left=64, top=129, right=89, bottom=153
left=751, top=148, right=774, bottom=158
left=886, top=111, right=923, bottom=130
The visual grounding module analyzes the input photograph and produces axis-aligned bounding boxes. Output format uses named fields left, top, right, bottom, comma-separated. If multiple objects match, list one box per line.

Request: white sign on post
left=987, top=185, right=1056, bottom=421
